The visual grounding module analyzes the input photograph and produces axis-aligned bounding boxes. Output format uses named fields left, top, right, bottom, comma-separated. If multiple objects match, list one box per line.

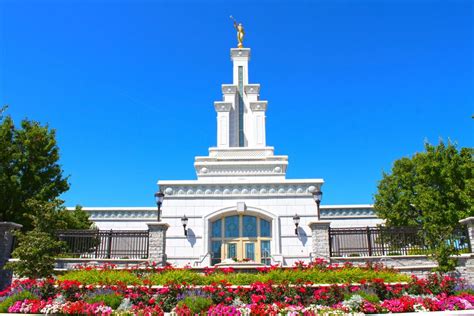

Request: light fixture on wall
left=181, top=215, right=189, bottom=236
left=293, top=214, right=300, bottom=235
left=313, top=190, right=323, bottom=220
left=154, top=191, right=165, bottom=222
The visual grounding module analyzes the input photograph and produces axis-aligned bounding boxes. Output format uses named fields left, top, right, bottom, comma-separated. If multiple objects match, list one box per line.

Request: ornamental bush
left=59, top=262, right=410, bottom=285
left=176, top=296, right=213, bottom=315
left=5, top=230, right=65, bottom=278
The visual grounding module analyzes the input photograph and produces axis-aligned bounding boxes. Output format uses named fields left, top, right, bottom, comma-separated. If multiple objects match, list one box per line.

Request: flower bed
left=1, top=260, right=473, bottom=315
left=58, top=260, right=410, bottom=285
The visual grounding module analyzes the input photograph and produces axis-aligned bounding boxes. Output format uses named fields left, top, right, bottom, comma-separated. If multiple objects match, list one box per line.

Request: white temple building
left=75, top=45, right=383, bottom=267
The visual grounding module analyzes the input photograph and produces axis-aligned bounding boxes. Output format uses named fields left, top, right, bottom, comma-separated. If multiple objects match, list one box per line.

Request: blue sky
left=1, top=0, right=472, bottom=207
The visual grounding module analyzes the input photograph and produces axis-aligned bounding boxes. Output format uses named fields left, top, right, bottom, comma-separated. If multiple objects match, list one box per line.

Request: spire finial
left=230, top=16, right=245, bottom=48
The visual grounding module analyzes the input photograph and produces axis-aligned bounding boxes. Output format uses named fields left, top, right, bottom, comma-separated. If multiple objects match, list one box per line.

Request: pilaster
left=308, top=221, right=331, bottom=259
left=460, top=217, right=474, bottom=252
left=146, top=222, right=169, bottom=266
left=214, top=102, right=232, bottom=147
left=0, top=222, right=22, bottom=290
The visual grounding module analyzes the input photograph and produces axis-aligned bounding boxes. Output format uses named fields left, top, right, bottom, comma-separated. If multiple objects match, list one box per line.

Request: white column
left=214, top=102, right=232, bottom=148
left=231, top=48, right=250, bottom=85
left=249, top=101, right=267, bottom=147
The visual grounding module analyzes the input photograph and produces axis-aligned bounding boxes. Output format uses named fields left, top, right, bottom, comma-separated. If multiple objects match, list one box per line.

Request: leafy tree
left=0, top=108, right=93, bottom=277
left=25, top=199, right=92, bottom=234
left=0, top=111, right=69, bottom=231
left=374, top=141, right=473, bottom=272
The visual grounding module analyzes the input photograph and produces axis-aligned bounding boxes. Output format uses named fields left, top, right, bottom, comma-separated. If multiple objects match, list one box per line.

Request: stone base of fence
left=147, top=222, right=169, bottom=266
left=54, top=258, right=150, bottom=270
left=308, top=221, right=331, bottom=259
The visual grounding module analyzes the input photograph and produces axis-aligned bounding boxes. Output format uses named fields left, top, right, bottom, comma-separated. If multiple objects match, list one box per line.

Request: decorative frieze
left=160, top=183, right=321, bottom=198
left=74, top=206, right=375, bottom=220
left=221, top=85, right=237, bottom=94
left=214, top=102, right=232, bottom=112
left=195, top=164, right=286, bottom=176
left=207, top=147, right=278, bottom=159
left=320, top=208, right=376, bottom=217
left=230, top=48, right=250, bottom=59
left=244, top=84, right=260, bottom=95
left=250, top=101, right=267, bottom=111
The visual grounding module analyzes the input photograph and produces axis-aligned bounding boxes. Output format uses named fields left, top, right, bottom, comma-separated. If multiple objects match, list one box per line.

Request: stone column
left=308, top=221, right=331, bottom=259
left=146, top=222, right=169, bottom=266
left=460, top=217, right=474, bottom=251
left=0, top=222, right=22, bottom=290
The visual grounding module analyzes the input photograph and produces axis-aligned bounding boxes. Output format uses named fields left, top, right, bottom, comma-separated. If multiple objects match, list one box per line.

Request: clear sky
left=1, top=0, right=472, bottom=207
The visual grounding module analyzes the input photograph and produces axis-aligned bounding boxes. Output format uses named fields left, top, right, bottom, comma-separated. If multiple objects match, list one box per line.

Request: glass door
left=210, top=214, right=272, bottom=265
left=226, top=242, right=238, bottom=260
left=244, top=242, right=256, bottom=261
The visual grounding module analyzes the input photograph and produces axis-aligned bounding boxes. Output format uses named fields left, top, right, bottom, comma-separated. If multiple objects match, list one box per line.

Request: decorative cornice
left=230, top=48, right=251, bottom=59
left=160, top=182, right=322, bottom=198
left=221, top=85, right=237, bottom=94
left=250, top=101, right=267, bottom=111
left=73, top=206, right=376, bottom=220
left=195, top=164, right=287, bottom=177
left=206, top=147, right=277, bottom=160
left=320, top=207, right=376, bottom=217
left=214, top=102, right=232, bottom=112
left=244, top=85, right=260, bottom=95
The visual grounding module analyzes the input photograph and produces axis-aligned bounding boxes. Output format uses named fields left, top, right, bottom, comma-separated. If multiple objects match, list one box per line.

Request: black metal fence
left=57, top=230, right=149, bottom=259
left=329, top=226, right=471, bottom=257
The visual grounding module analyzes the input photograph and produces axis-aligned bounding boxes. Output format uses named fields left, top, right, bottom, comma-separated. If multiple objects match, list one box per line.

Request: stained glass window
left=211, top=241, right=221, bottom=265
left=243, top=215, right=257, bottom=237
left=225, top=215, right=239, bottom=238
left=260, top=219, right=271, bottom=237
left=211, top=219, right=222, bottom=238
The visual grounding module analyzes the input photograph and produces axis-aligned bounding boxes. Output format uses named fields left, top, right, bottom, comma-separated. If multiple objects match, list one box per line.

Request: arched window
left=210, top=214, right=271, bottom=265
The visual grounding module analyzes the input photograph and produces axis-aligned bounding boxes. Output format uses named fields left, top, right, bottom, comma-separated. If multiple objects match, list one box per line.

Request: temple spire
left=213, top=47, right=267, bottom=149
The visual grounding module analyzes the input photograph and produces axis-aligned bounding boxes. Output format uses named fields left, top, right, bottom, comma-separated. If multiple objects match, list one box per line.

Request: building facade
left=77, top=45, right=383, bottom=267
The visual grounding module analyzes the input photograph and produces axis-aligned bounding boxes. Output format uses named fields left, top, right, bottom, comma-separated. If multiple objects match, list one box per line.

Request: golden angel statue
left=230, top=16, right=245, bottom=48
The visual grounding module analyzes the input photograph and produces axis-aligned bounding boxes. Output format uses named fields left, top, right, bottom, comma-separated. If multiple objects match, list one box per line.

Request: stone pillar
left=459, top=217, right=474, bottom=251
left=0, top=222, right=22, bottom=290
left=308, top=221, right=331, bottom=259
left=147, top=222, right=169, bottom=266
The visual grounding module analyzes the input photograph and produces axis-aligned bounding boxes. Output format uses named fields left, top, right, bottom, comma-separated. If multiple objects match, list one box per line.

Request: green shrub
left=60, top=266, right=410, bottom=286
left=148, top=269, right=206, bottom=285
left=0, top=291, right=38, bottom=313
left=5, top=230, right=65, bottom=278
left=345, top=291, right=380, bottom=303
left=86, top=293, right=123, bottom=309
left=407, top=248, right=431, bottom=255
left=59, top=269, right=141, bottom=285
left=177, top=296, right=213, bottom=315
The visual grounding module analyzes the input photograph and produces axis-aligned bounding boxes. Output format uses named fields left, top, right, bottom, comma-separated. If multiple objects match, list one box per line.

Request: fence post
left=106, top=230, right=113, bottom=259
left=308, top=221, right=331, bottom=260
left=459, top=217, right=474, bottom=253
left=0, top=222, right=22, bottom=290
left=146, top=222, right=169, bottom=266
left=366, top=226, right=372, bottom=256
